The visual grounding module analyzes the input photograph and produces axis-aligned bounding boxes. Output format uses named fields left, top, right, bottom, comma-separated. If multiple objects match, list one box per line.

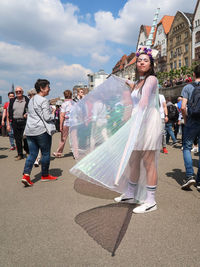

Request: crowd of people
left=1, top=46, right=200, bottom=215
left=162, top=74, right=193, bottom=88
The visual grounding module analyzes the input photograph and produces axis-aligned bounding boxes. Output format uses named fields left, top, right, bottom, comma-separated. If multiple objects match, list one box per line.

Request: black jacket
left=9, top=96, right=29, bottom=121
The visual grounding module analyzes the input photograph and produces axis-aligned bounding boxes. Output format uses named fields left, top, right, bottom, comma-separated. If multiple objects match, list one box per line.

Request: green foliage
left=157, top=62, right=199, bottom=86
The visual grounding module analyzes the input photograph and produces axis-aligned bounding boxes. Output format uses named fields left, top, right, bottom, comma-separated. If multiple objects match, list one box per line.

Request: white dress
left=69, top=75, right=162, bottom=202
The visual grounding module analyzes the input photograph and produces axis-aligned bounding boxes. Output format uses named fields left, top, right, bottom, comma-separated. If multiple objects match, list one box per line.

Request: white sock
left=125, top=181, right=138, bottom=198
left=145, top=185, right=157, bottom=204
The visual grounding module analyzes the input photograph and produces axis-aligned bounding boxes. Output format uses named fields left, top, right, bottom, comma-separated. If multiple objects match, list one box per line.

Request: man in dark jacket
left=7, top=87, right=29, bottom=160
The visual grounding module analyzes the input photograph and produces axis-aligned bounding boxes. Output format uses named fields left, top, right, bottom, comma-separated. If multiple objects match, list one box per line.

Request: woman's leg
left=126, top=151, right=142, bottom=197
left=56, top=126, right=69, bottom=154
left=38, top=133, right=52, bottom=176
left=143, top=151, right=157, bottom=204
left=114, top=150, right=142, bottom=202
left=129, top=151, right=143, bottom=182
left=23, top=136, right=39, bottom=175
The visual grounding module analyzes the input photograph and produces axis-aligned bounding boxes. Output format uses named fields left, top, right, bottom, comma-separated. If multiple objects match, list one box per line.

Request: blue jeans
left=165, top=123, right=177, bottom=143
left=183, top=118, right=200, bottom=182
left=23, top=132, right=52, bottom=176
left=8, top=122, right=15, bottom=147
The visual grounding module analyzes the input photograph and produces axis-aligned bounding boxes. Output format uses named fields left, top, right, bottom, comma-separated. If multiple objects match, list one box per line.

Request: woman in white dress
left=115, top=48, right=162, bottom=213
left=70, top=47, right=162, bottom=214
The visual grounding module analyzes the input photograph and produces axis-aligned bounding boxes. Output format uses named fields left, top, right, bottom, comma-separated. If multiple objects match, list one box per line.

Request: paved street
left=0, top=133, right=200, bottom=267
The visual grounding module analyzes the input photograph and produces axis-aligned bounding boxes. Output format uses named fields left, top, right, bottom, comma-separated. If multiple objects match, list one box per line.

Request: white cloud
left=0, top=0, right=196, bottom=58
left=95, top=0, right=197, bottom=46
left=90, top=53, right=110, bottom=67
left=0, top=41, right=91, bottom=100
left=0, top=0, right=198, bottom=102
left=0, top=0, right=104, bottom=57
left=45, top=64, right=91, bottom=81
left=0, top=41, right=91, bottom=80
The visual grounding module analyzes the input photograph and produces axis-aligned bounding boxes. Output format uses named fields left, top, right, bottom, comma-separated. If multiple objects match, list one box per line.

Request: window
left=162, top=39, right=165, bottom=44
left=176, top=47, right=182, bottom=56
left=90, top=76, right=94, bottom=82
left=185, top=44, right=189, bottom=53
left=176, top=35, right=181, bottom=43
left=174, top=61, right=177, bottom=69
left=158, top=29, right=162, bottom=35
left=170, top=51, right=173, bottom=59
left=170, top=63, right=173, bottom=70
left=195, top=47, right=200, bottom=60
left=179, top=60, right=181, bottom=68
left=185, top=31, right=188, bottom=39
left=185, top=57, right=189, bottom=67
left=195, top=31, right=200, bottom=43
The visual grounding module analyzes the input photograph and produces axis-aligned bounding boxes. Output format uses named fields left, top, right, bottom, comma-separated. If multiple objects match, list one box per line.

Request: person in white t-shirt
left=53, top=90, right=73, bottom=157
left=159, top=94, right=169, bottom=154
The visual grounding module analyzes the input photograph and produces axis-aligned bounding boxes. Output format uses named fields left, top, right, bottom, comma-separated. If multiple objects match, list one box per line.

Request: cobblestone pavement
left=0, top=133, right=200, bottom=267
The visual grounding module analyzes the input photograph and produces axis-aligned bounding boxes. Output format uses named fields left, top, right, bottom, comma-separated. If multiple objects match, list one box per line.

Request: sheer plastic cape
left=69, top=75, right=162, bottom=202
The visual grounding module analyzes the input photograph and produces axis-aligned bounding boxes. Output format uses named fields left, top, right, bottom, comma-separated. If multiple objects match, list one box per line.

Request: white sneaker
left=191, top=147, right=198, bottom=153
left=133, top=202, right=157, bottom=214
left=34, top=160, right=39, bottom=167
left=114, top=194, right=138, bottom=204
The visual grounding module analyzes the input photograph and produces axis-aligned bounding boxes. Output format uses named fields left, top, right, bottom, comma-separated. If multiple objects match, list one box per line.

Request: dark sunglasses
left=16, top=91, right=22, bottom=93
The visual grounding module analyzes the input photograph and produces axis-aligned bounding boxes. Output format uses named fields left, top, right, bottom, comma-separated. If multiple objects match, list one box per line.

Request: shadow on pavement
left=75, top=203, right=134, bottom=256
left=192, top=158, right=199, bottom=168
left=0, top=155, right=8, bottom=159
left=32, top=168, right=63, bottom=183
left=0, top=147, right=9, bottom=151
left=165, top=168, right=190, bottom=186
left=74, top=179, right=119, bottom=200
left=63, top=152, right=74, bottom=158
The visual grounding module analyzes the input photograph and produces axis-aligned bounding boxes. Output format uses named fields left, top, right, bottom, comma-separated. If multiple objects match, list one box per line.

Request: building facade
left=87, top=69, right=109, bottom=91
left=167, top=11, right=193, bottom=72
left=112, top=53, right=136, bottom=80
left=136, top=25, right=152, bottom=50
left=192, top=0, right=200, bottom=62
left=154, top=16, right=174, bottom=72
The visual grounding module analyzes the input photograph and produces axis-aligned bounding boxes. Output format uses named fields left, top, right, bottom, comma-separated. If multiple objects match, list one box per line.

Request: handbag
left=33, top=98, right=56, bottom=136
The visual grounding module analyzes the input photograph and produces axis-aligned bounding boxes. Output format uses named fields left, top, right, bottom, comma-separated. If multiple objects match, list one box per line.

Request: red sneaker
left=41, top=175, right=58, bottom=182
left=163, top=147, right=168, bottom=154
left=21, top=175, right=34, bottom=186
left=10, top=146, right=15, bottom=150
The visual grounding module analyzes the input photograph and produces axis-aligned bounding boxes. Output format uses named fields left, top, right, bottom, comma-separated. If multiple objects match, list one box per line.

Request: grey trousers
left=162, top=118, right=166, bottom=147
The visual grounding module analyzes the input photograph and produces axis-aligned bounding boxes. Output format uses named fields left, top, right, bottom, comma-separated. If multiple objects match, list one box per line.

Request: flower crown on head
left=136, top=47, right=153, bottom=61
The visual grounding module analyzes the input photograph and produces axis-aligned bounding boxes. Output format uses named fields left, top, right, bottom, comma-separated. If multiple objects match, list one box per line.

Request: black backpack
left=188, top=82, right=200, bottom=119
left=168, top=104, right=179, bottom=121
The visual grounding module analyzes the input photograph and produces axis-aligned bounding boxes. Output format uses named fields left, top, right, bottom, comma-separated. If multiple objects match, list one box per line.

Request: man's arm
left=1, top=108, right=7, bottom=126
left=181, top=98, right=188, bottom=124
left=162, top=101, right=168, bottom=123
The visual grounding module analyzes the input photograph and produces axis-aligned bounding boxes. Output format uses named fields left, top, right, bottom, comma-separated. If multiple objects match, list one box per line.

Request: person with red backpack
left=165, top=97, right=179, bottom=145
left=181, top=65, right=200, bottom=191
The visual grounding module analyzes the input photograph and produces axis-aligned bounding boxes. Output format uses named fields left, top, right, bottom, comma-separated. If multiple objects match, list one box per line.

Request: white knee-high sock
left=145, top=185, right=157, bottom=204
left=125, top=181, right=138, bottom=198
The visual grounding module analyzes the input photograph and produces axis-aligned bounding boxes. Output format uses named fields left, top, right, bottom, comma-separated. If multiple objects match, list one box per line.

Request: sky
left=0, top=0, right=198, bottom=102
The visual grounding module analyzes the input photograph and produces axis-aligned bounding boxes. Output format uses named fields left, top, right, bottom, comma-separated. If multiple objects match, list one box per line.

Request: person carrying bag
left=21, top=79, right=58, bottom=187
